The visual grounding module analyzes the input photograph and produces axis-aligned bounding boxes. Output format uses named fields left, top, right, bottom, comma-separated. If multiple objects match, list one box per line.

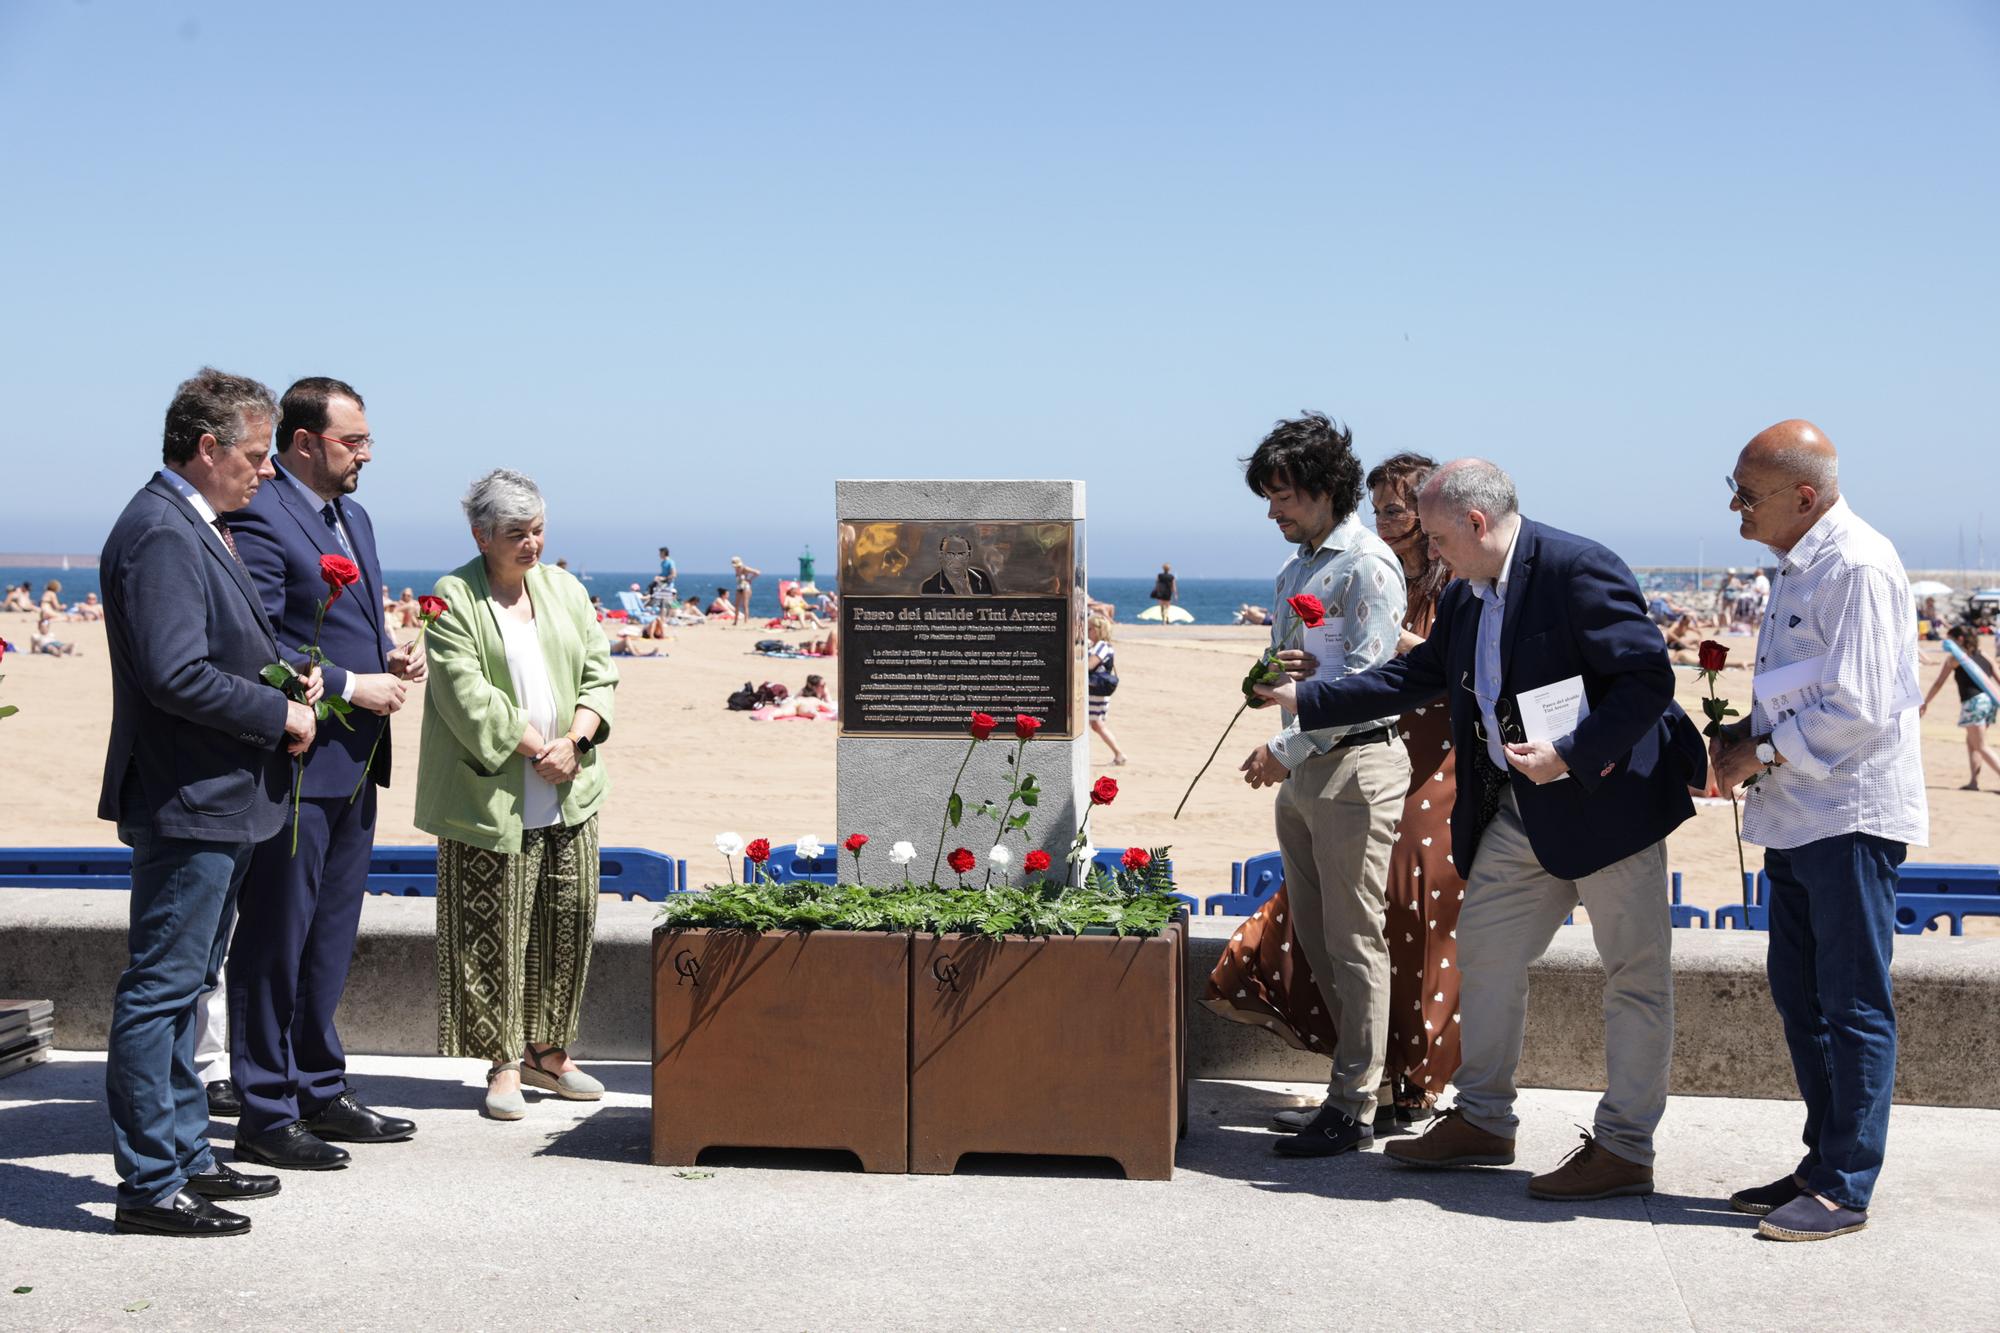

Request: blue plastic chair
left=1712, top=870, right=1769, bottom=930
left=750, top=841, right=840, bottom=885
left=1086, top=848, right=1193, bottom=911
left=1669, top=872, right=1709, bottom=929
left=614, top=590, right=657, bottom=626
left=1893, top=863, right=2000, bottom=936
left=1205, top=850, right=1284, bottom=916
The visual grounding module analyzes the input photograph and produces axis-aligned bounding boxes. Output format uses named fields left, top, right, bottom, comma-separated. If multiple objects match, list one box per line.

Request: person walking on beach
left=1085, top=613, right=1128, bottom=765
left=222, top=377, right=424, bottom=1171
left=99, top=369, right=320, bottom=1237
left=1256, top=459, right=1705, bottom=1199
left=1150, top=563, right=1178, bottom=622
left=417, top=469, right=618, bottom=1119
left=730, top=555, right=760, bottom=625
left=1238, top=413, right=1409, bottom=1159
left=1920, top=623, right=2000, bottom=790
left=1709, top=420, right=1927, bottom=1242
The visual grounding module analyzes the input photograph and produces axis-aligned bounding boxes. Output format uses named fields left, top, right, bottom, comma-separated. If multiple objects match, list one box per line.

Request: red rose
left=1090, top=776, right=1119, bottom=806
left=1286, top=593, right=1326, bottom=628
left=1024, top=849, right=1051, bottom=874
left=1014, top=713, right=1043, bottom=740
left=417, top=594, right=449, bottom=621
left=946, top=847, right=976, bottom=875
left=1698, top=640, right=1728, bottom=673
left=969, top=712, right=997, bottom=740
left=1122, top=847, right=1151, bottom=871
left=843, top=833, right=868, bottom=853
left=320, top=552, right=364, bottom=604
left=745, top=838, right=771, bottom=864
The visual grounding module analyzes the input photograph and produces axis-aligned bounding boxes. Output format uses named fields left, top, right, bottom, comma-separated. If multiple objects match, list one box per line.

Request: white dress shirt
left=1742, top=498, right=1928, bottom=850
left=1467, top=519, right=1524, bottom=771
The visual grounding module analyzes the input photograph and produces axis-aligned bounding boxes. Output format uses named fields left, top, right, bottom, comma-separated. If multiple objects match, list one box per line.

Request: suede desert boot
left=1382, top=1108, right=1516, bottom=1168
left=1527, top=1133, right=1653, bottom=1201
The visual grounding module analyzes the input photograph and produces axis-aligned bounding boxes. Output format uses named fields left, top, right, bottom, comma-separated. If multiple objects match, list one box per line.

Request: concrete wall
left=5, top=892, right=1997, bottom=1108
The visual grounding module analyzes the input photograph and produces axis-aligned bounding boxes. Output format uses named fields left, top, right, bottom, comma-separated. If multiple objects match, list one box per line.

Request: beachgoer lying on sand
left=69, top=592, right=104, bottom=621
left=3, top=583, right=34, bottom=613
left=32, top=614, right=78, bottom=656
left=605, top=622, right=660, bottom=657
left=786, top=674, right=834, bottom=717
left=707, top=588, right=734, bottom=618
left=1233, top=603, right=1271, bottom=626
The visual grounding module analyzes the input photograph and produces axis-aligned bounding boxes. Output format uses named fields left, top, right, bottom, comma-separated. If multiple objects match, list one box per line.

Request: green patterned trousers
left=435, top=815, right=600, bottom=1062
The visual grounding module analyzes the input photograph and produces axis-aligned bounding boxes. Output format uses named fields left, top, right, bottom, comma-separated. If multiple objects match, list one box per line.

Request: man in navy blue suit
left=1258, top=459, right=1706, bottom=1201
left=224, top=377, right=424, bottom=1170
left=100, top=368, right=321, bottom=1236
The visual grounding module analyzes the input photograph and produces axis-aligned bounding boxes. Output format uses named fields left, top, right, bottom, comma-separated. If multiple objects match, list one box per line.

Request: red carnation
left=1014, top=713, right=1043, bottom=740
left=969, top=712, right=997, bottom=740
left=417, top=594, right=449, bottom=621
left=1122, top=847, right=1151, bottom=871
left=745, top=838, right=771, bottom=865
left=1286, top=593, right=1326, bottom=628
left=1090, top=776, right=1119, bottom=806
left=1698, top=639, right=1728, bottom=674
left=946, top=847, right=976, bottom=875
left=843, top=833, right=868, bottom=853
left=319, top=554, right=361, bottom=607
left=1024, top=849, right=1051, bottom=874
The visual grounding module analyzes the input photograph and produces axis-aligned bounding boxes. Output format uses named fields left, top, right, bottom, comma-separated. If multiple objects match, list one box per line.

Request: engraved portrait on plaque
left=838, top=520, right=1078, bottom=737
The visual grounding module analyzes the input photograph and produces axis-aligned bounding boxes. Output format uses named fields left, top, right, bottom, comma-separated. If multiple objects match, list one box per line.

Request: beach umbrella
left=1908, top=580, right=1954, bottom=599
left=1137, top=604, right=1195, bottom=624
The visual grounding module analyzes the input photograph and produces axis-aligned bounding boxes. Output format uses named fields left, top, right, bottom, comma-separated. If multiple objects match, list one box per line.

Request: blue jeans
left=106, top=829, right=253, bottom=1208
left=1764, top=834, right=1904, bottom=1211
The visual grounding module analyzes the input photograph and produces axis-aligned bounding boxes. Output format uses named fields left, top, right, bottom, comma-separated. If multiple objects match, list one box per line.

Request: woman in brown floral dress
left=1204, top=452, right=1464, bottom=1128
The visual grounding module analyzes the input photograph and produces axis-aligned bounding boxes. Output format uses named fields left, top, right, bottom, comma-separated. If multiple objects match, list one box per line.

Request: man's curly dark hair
left=1241, top=411, right=1363, bottom=527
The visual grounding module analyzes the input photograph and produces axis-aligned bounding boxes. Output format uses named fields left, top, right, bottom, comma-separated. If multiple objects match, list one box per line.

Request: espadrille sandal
left=521, top=1047, right=604, bottom=1101
left=484, top=1061, right=526, bottom=1120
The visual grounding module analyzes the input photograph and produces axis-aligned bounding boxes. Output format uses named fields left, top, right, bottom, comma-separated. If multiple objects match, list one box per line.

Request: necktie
left=213, top=518, right=242, bottom=564
left=322, top=502, right=355, bottom=559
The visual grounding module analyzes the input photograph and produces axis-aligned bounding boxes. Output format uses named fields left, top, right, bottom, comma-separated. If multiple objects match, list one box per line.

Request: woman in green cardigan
left=417, top=469, right=618, bottom=1120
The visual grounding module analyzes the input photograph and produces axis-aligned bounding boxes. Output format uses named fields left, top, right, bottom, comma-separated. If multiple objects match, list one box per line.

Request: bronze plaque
left=838, top=520, right=1078, bottom=737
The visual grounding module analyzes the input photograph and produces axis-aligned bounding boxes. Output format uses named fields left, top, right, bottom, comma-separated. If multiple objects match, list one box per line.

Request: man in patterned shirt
left=1238, top=412, right=1409, bottom=1158
left=1710, top=420, right=1927, bottom=1242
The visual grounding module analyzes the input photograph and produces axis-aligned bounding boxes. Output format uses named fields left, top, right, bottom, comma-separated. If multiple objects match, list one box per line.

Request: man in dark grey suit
left=99, top=368, right=320, bottom=1238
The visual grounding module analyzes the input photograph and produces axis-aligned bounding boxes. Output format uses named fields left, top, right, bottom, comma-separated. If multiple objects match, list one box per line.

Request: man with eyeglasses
left=1708, top=420, right=1926, bottom=1242
left=1256, top=459, right=1706, bottom=1201
left=219, top=377, right=425, bottom=1172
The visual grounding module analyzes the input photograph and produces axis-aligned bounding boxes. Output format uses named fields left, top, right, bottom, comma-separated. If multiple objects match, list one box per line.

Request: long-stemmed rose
left=263, top=554, right=363, bottom=854
left=946, top=846, right=977, bottom=887
left=1175, top=593, right=1327, bottom=819
left=1066, top=775, right=1119, bottom=885
left=1693, top=639, right=1751, bottom=886
left=983, top=713, right=1043, bottom=884
left=745, top=837, right=772, bottom=885
left=843, top=833, right=868, bottom=881
left=932, top=711, right=995, bottom=882
left=349, top=594, right=448, bottom=803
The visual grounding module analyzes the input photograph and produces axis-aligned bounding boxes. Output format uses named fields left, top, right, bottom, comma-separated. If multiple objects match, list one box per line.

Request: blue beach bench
left=0, top=846, right=687, bottom=902
left=1711, top=863, right=2000, bottom=936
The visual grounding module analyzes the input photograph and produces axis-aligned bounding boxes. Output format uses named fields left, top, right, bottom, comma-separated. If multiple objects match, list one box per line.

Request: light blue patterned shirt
left=1267, top=513, right=1407, bottom=769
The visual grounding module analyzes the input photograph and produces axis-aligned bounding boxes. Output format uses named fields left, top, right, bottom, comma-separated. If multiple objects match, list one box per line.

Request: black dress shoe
left=303, top=1092, right=416, bottom=1144
left=113, top=1189, right=251, bottom=1237
left=184, top=1162, right=281, bottom=1202
left=1273, top=1105, right=1374, bottom=1158
left=206, top=1079, right=242, bottom=1118
left=235, top=1122, right=352, bottom=1170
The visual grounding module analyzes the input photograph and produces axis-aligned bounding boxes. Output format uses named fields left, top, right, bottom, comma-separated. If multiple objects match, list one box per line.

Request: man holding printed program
left=1708, top=420, right=1926, bottom=1242
left=1256, top=459, right=1705, bottom=1199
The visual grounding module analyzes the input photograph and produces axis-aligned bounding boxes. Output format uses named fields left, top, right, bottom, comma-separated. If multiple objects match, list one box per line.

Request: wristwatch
left=1754, top=739, right=1777, bottom=766
left=570, top=734, right=596, bottom=757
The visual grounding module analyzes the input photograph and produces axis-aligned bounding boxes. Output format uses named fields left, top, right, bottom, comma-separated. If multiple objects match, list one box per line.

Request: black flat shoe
left=112, top=1189, right=250, bottom=1237
left=235, top=1122, right=351, bottom=1171
left=184, top=1162, right=281, bottom=1202
left=1730, top=1173, right=1805, bottom=1217
left=1273, top=1105, right=1373, bottom=1158
left=303, top=1092, right=416, bottom=1144
left=205, top=1079, right=242, bottom=1118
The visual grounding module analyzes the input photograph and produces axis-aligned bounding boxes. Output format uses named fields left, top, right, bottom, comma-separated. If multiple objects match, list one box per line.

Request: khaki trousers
left=1273, top=737, right=1410, bottom=1123
left=1454, top=789, right=1674, bottom=1165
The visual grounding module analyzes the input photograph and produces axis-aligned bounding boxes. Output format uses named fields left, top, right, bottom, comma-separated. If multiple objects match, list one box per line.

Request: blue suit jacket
left=224, top=470, right=394, bottom=799
left=1292, top=518, right=1706, bottom=881
left=97, top=475, right=292, bottom=843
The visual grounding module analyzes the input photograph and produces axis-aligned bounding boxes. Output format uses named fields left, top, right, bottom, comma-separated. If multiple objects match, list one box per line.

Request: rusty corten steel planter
left=909, top=916, right=1187, bottom=1180
left=651, top=927, right=910, bottom=1172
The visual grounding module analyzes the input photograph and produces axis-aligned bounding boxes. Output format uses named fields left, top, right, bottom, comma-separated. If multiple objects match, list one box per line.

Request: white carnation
left=714, top=832, right=745, bottom=858
left=796, top=836, right=825, bottom=860
left=988, top=845, right=1012, bottom=868
left=888, top=841, right=917, bottom=865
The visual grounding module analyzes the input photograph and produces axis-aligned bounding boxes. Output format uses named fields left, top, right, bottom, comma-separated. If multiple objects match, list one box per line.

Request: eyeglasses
left=1724, top=474, right=1791, bottom=513
left=305, top=431, right=374, bottom=453
left=1461, top=672, right=1524, bottom=746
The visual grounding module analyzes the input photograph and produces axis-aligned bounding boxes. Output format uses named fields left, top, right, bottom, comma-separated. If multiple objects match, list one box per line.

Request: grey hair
left=1425, top=459, right=1519, bottom=522
left=1770, top=445, right=1838, bottom=495
left=462, top=468, right=546, bottom=538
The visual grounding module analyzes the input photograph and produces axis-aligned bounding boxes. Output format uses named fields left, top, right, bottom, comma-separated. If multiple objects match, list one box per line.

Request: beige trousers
left=1454, top=789, right=1674, bottom=1165
left=1273, top=736, right=1410, bottom=1124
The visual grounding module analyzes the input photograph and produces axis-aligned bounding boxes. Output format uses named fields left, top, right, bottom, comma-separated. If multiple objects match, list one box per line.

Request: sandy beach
left=3, top=610, right=1992, bottom=937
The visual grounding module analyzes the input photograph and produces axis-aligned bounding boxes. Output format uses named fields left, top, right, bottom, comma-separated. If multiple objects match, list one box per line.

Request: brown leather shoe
left=1528, top=1132, right=1653, bottom=1200
left=1382, top=1107, right=1516, bottom=1168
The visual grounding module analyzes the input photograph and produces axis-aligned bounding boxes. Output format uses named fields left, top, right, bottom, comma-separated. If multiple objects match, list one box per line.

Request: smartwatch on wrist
left=571, top=733, right=595, bottom=757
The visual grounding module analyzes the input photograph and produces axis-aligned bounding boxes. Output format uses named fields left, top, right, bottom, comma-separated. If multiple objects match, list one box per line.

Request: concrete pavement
left=3, top=1052, right=1996, bottom=1331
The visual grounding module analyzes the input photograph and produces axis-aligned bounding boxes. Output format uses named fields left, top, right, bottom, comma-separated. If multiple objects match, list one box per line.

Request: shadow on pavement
left=0, top=1161, right=116, bottom=1234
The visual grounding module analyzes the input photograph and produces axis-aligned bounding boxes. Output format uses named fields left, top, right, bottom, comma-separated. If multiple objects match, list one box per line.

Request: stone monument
left=835, top=480, right=1086, bottom=884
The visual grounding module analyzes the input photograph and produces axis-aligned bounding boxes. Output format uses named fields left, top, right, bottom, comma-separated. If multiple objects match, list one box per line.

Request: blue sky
left=2, top=1, right=1996, bottom=576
